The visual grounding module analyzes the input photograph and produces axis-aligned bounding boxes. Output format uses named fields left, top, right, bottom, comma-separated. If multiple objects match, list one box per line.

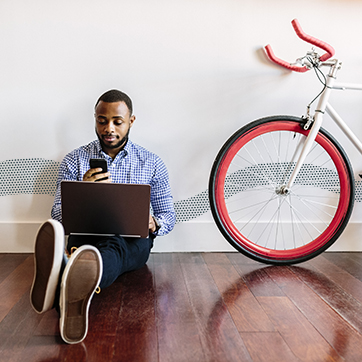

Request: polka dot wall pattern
left=0, top=158, right=59, bottom=196
left=1, top=159, right=362, bottom=223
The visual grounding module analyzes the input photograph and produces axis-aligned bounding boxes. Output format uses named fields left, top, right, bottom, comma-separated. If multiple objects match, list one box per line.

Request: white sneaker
left=30, top=219, right=65, bottom=313
left=59, top=245, right=103, bottom=344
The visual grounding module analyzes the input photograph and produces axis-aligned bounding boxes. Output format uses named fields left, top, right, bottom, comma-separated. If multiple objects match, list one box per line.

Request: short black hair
left=95, top=89, right=133, bottom=115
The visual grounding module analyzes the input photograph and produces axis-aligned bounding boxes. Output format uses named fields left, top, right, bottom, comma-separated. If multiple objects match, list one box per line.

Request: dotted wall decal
left=175, top=163, right=362, bottom=223
left=174, top=190, right=209, bottom=223
left=0, top=158, right=60, bottom=196
left=1, top=158, right=362, bottom=223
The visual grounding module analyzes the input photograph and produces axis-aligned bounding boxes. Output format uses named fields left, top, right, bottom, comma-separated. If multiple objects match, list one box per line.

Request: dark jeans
left=67, top=234, right=154, bottom=289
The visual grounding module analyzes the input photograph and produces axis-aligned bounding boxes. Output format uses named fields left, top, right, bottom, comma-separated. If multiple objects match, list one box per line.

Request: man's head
left=94, top=89, right=136, bottom=159
left=95, top=89, right=133, bottom=115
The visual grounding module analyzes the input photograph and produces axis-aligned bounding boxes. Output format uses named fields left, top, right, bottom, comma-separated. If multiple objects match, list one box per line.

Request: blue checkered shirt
left=51, top=139, right=175, bottom=236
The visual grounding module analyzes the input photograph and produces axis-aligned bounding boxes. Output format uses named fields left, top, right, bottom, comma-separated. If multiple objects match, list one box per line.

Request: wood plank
left=178, top=253, right=252, bottom=362
left=323, top=252, right=362, bottom=281
left=0, top=254, right=29, bottom=284
left=33, top=308, right=60, bottom=336
left=347, top=252, right=362, bottom=266
left=0, top=288, right=44, bottom=362
left=227, top=253, right=285, bottom=297
left=203, top=253, right=275, bottom=332
left=289, top=262, right=362, bottom=335
left=111, top=260, right=158, bottom=362
left=240, top=332, right=299, bottom=362
left=308, top=254, right=362, bottom=304
left=152, top=253, right=205, bottom=362
left=257, top=296, right=341, bottom=362
left=0, top=255, right=34, bottom=323
left=18, top=335, right=86, bottom=362
left=266, top=264, right=362, bottom=362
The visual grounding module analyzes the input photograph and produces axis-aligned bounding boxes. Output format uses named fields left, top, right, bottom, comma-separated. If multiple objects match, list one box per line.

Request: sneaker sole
left=59, top=245, right=102, bottom=344
left=30, top=219, right=64, bottom=313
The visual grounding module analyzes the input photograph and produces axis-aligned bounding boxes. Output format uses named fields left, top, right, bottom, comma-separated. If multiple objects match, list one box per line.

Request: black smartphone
left=89, top=158, right=108, bottom=181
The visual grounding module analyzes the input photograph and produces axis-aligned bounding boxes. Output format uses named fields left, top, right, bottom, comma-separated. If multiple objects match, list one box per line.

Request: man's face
left=95, top=101, right=135, bottom=157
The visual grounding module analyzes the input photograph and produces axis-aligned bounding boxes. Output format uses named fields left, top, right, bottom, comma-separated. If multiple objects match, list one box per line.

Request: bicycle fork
left=283, top=63, right=339, bottom=193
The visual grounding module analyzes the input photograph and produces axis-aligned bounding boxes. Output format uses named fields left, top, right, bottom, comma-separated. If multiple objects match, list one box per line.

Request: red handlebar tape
left=264, top=19, right=335, bottom=72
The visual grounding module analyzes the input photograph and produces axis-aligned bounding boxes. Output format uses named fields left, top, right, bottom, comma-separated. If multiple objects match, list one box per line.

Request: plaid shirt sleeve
left=51, top=140, right=176, bottom=236
left=149, top=155, right=175, bottom=236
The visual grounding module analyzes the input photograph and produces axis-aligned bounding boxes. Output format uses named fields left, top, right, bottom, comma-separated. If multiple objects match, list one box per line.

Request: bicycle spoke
left=236, top=194, right=279, bottom=228
left=283, top=196, right=323, bottom=234
left=245, top=146, right=277, bottom=185
left=231, top=156, right=276, bottom=187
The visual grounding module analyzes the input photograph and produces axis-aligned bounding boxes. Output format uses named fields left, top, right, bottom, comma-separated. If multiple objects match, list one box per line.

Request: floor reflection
left=205, top=263, right=352, bottom=361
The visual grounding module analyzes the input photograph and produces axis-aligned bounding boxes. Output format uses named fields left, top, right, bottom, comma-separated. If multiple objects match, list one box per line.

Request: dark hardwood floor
left=1, top=252, right=362, bottom=361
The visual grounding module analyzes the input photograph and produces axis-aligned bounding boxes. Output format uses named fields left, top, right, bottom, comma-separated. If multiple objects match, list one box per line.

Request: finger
left=83, top=168, right=101, bottom=180
left=98, top=175, right=112, bottom=183
left=83, top=170, right=110, bottom=182
left=93, top=172, right=111, bottom=181
left=149, top=216, right=156, bottom=232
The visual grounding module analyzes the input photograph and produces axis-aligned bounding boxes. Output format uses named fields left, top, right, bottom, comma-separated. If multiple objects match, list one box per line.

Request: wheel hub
left=275, top=185, right=290, bottom=195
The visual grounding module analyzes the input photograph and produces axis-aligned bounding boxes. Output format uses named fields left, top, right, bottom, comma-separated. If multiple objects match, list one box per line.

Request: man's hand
left=149, top=215, right=156, bottom=233
left=82, top=168, right=112, bottom=183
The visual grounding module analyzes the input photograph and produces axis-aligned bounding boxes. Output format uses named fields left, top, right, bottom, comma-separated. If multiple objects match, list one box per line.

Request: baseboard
left=0, top=221, right=361, bottom=253
left=153, top=221, right=362, bottom=252
left=0, top=222, right=41, bottom=252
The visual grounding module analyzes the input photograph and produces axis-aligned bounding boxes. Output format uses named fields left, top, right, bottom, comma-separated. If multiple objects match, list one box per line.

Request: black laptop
left=61, top=181, right=151, bottom=238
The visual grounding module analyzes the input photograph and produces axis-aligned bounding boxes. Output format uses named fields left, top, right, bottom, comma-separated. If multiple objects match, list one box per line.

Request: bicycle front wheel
left=209, top=116, right=354, bottom=264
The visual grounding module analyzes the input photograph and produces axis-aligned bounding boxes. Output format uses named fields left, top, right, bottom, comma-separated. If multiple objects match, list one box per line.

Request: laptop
left=61, top=181, right=151, bottom=238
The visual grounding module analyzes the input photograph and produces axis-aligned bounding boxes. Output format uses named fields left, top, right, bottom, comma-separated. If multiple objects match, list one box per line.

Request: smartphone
left=89, top=158, right=108, bottom=181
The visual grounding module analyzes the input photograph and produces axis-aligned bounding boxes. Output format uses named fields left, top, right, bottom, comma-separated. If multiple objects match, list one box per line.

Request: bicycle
left=209, top=19, right=362, bottom=265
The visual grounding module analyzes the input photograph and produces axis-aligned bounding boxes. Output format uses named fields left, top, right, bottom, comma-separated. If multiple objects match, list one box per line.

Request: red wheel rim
left=214, top=121, right=351, bottom=260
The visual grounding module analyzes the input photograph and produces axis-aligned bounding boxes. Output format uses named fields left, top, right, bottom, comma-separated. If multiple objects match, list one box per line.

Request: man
left=30, top=89, right=175, bottom=344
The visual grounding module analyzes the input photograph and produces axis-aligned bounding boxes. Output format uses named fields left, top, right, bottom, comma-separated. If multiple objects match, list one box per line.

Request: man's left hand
left=149, top=215, right=156, bottom=233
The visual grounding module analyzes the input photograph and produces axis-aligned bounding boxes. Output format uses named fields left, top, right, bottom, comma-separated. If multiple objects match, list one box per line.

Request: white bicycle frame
left=286, top=58, right=362, bottom=190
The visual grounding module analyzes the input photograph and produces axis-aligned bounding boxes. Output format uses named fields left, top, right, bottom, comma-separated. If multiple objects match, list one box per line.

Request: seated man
left=30, top=89, right=175, bottom=344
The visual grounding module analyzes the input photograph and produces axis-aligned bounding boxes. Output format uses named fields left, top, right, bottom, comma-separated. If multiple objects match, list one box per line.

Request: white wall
left=1, top=0, right=362, bottom=252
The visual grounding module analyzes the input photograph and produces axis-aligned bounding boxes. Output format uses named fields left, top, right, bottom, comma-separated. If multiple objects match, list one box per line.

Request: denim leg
left=96, top=236, right=154, bottom=288
left=67, top=234, right=154, bottom=289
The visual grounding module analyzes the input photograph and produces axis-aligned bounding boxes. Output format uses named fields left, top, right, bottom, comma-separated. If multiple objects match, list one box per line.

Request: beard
left=96, top=128, right=130, bottom=151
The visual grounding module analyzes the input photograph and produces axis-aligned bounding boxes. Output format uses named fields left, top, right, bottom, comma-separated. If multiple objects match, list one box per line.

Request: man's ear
left=130, top=115, right=136, bottom=128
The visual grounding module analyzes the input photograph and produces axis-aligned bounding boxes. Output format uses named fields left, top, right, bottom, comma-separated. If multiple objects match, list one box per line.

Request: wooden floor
left=1, top=252, right=362, bottom=362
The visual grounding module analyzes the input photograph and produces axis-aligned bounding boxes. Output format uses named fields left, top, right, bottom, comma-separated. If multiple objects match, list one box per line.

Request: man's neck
left=102, top=139, right=128, bottom=160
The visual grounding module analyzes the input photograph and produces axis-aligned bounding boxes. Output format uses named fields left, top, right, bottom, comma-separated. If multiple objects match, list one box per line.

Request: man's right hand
left=82, top=168, right=112, bottom=182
